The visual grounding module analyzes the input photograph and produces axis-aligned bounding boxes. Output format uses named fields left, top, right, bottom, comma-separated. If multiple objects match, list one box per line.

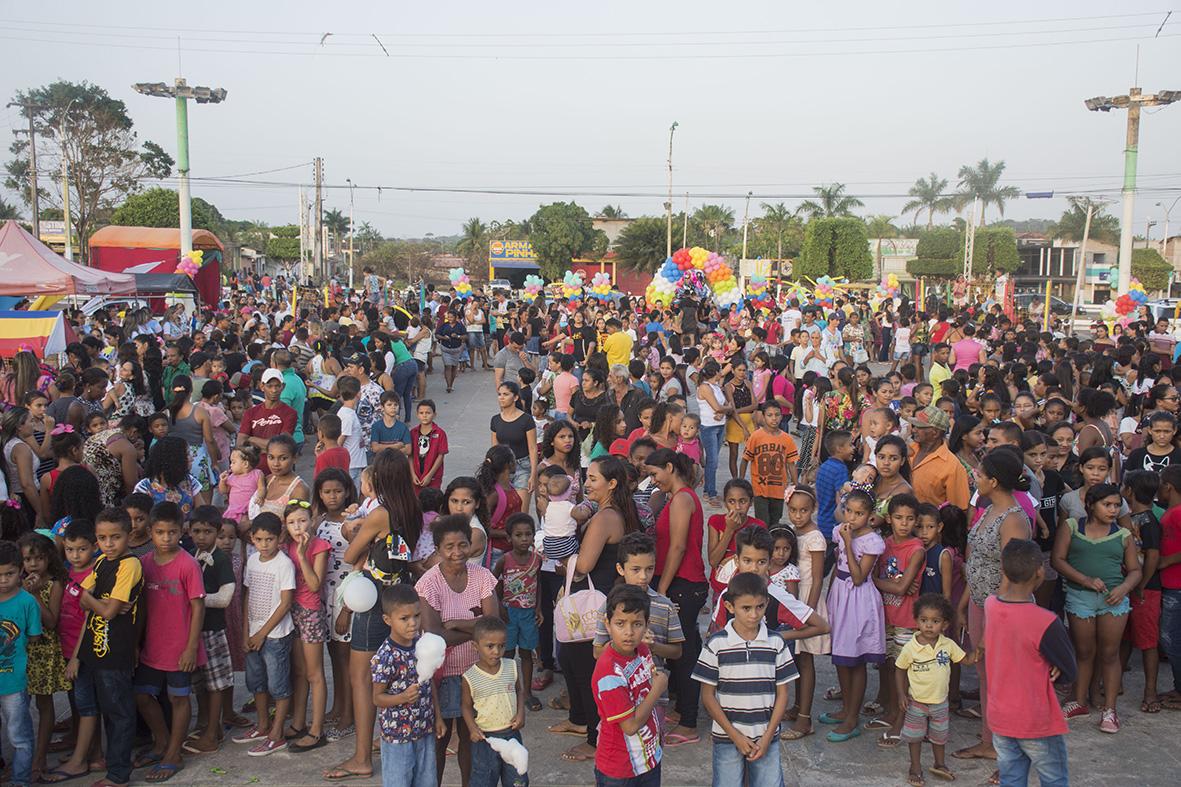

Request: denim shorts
left=1064, top=585, right=1131, bottom=619
left=133, top=664, right=193, bottom=698
left=437, top=675, right=463, bottom=720
left=351, top=596, right=391, bottom=652
left=506, top=605, right=539, bottom=652
left=381, top=736, right=436, bottom=787
left=511, top=456, right=532, bottom=489
left=244, top=632, right=294, bottom=700
left=467, top=332, right=486, bottom=349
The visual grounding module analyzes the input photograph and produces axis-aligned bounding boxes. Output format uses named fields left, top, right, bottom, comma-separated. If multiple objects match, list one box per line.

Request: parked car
left=489, top=278, right=514, bottom=296
left=1014, top=292, right=1074, bottom=316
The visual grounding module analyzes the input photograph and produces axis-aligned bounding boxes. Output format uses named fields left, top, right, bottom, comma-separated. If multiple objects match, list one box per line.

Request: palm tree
left=955, top=159, right=1021, bottom=225
left=456, top=217, right=490, bottom=269
left=597, top=205, right=627, bottom=219
left=322, top=208, right=349, bottom=256
left=757, top=202, right=799, bottom=260
left=0, top=196, right=21, bottom=220
left=354, top=221, right=383, bottom=255
left=615, top=216, right=668, bottom=273
left=692, top=204, right=735, bottom=252
left=798, top=183, right=864, bottom=219
left=1050, top=198, right=1120, bottom=244
left=489, top=219, right=530, bottom=240
left=902, top=173, right=952, bottom=228
left=865, top=215, right=900, bottom=239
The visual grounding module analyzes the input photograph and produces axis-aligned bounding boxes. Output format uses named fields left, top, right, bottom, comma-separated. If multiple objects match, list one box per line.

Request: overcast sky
left=3, top=0, right=1180, bottom=240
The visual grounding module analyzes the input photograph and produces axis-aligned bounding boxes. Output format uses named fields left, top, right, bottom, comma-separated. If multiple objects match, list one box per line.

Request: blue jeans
left=594, top=763, right=661, bottom=787
left=993, top=733, right=1069, bottom=787
left=74, top=665, right=136, bottom=785
left=700, top=423, right=724, bottom=497
left=380, top=736, right=436, bottom=787
left=1160, top=588, right=1181, bottom=691
left=470, top=729, right=528, bottom=787
left=393, top=359, right=418, bottom=423
left=711, top=738, right=783, bottom=787
left=0, top=691, right=34, bottom=786
left=244, top=632, right=294, bottom=700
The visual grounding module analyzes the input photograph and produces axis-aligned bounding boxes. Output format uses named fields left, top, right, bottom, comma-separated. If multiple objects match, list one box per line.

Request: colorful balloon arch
left=646, top=247, right=741, bottom=309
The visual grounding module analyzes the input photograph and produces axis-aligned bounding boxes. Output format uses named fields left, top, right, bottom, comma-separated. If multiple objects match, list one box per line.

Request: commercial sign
left=489, top=240, right=538, bottom=262
left=868, top=238, right=919, bottom=258
left=38, top=220, right=74, bottom=244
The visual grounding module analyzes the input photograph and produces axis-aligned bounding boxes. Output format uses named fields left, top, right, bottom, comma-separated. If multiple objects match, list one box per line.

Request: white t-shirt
left=245, top=551, right=296, bottom=638
left=790, top=345, right=810, bottom=379
left=542, top=500, right=577, bottom=539
left=338, top=405, right=367, bottom=468
left=781, top=309, right=802, bottom=334
left=697, top=382, right=727, bottom=427
left=894, top=326, right=911, bottom=352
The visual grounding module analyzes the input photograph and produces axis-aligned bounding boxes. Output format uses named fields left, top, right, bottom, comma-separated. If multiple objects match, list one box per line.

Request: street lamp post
left=1085, top=87, right=1180, bottom=293
left=132, top=78, right=227, bottom=257
left=346, top=178, right=355, bottom=291
left=1159, top=197, right=1181, bottom=262
left=666, top=122, right=678, bottom=259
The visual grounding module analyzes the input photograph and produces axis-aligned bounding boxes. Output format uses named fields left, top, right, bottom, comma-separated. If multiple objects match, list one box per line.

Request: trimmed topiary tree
left=907, top=227, right=962, bottom=279
left=1132, top=248, right=1172, bottom=293
left=798, top=217, right=873, bottom=280
left=970, top=226, right=1019, bottom=277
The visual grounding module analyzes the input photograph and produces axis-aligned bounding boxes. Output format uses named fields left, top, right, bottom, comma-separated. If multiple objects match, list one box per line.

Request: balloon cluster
left=877, top=273, right=900, bottom=299
left=561, top=270, right=585, bottom=303
left=646, top=246, right=741, bottom=309
left=521, top=274, right=544, bottom=303
left=176, top=250, right=203, bottom=277
left=448, top=267, right=472, bottom=299
left=746, top=274, right=772, bottom=310
left=590, top=271, right=613, bottom=302
left=811, top=275, right=843, bottom=308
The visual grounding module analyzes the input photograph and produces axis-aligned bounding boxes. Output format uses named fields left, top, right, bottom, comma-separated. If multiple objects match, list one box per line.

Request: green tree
left=0, top=195, right=22, bottom=220
left=489, top=218, right=531, bottom=240
left=354, top=221, right=382, bottom=255
left=971, top=226, right=1020, bottom=277
left=1132, top=248, right=1172, bottom=293
left=360, top=239, right=434, bottom=284
left=4, top=80, right=173, bottom=260
left=797, top=217, right=873, bottom=280
left=456, top=217, right=489, bottom=270
left=906, top=226, right=964, bottom=278
left=756, top=203, right=800, bottom=260
left=597, top=205, right=627, bottom=219
left=902, top=173, right=952, bottom=228
left=798, top=183, right=864, bottom=219
left=265, top=224, right=301, bottom=260
left=692, top=204, right=735, bottom=252
left=955, top=158, right=1021, bottom=225
left=1050, top=198, right=1120, bottom=244
left=614, top=216, right=669, bottom=273
left=322, top=208, right=348, bottom=256
left=111, top=187, right=224, bottom=231
left=527, top=202, right=597, bottom=279
left=865, top=215, right=900, bottom=239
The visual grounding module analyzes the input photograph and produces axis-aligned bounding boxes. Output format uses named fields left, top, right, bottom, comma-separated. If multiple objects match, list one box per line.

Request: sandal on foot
left=546, top=721, right=586, bottom=737
left=525, top=696, right=543, bottom=712
left=864, top=717, right=892, bottom=730
left=132, top=750, right=163, bottom=769
left=181, top=739, right=219, bottom=755
left=1141, top=699, right=1162, bottom=713
left=323, top=766, right=374, bottom=781
left=907, top=772, right=925, bottom=787
left=928, top=765, right=956, bottom=781
left=877, top=732, right=903, bottom=748
left=548, top=693, right=570, bottom=711
left=862, top=701, right=884, bottom=715
left=822, top=686, right=843, bottom=701
left=953, top=705, right=982, bottom=719
left=145, top=763, right=182, bottom=784
left=780, top=727, right=813, bottom=740
left=37, top=766, right=90, bottom=784
left=663, top=732, right=700, bottom=747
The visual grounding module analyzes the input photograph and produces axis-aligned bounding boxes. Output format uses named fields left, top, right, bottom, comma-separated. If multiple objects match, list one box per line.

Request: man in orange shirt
left=907, top=405, right=971, bottom=511
left=741, top=401, right=799, bottom=527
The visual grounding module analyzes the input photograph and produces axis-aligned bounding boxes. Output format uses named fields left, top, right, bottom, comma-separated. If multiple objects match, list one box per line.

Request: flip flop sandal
left=663, top=732, right=700, bottom=747
left=780, top=727, right=813, bottom=740
left=862, top=701, right=884, bottom=715
left=546, top=722, right=587, bottom=737
left=953, top=705, right=982, bottom=719
left=928, top=765, right=956, bottom=781
left=864, top=717, right=892, bottom=730
left=877, top=732, right=903, bottom=748
left=322, top=767, right=374, bottom=781
left=36, top=766, right=90, bottom=784
left=548, top=694, right=570, bottom=711
left=1142, top=700, right=1163, bottom=713
left=145, top=763, right=182, bottom=784
left=525, top=696, right=543, bottom=712
left=181, top=740, right=219, bottom=755
left=907, top=774, right=925, bottom=787
left=290, top=735, right=329, bottom=753
left=132, top=750, right=164, bottom=769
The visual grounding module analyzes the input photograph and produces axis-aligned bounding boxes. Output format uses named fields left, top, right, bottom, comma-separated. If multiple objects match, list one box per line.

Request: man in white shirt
left=780, top=302, right=803, bottom=335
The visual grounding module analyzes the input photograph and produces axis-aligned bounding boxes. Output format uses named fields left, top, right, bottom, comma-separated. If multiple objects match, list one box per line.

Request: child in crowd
left=493, top=513, right=543, bottom=712
left=219, top=445, right=265, bottom=525
left=217, top=519, right=249, bottom=698
left=371, top=391, right=413, bottom=456
left=676, top=412, right=702, bottom=464
left=235, top=512, right=296, bottom=756
left=19, top=532, right=69, bottom=782
left=133, top=502, right=207, bottom=782
left=51, top=521, right=99, bottom=783
left=411, top=400, right=448, bottom=490
left=282, top=501, right=331, bottom=752
left=122, top=492, right=155, bottom=557
left=538, top=466, right=579, bottom=567
left=0, top=541, right=41, bottom=787
left=895, top=593, right=977, bottom=786
left=695, top=572, right=796, bottom=787
left=313, top=414, right=350, bottom=477
left=531, top=398, right=551, bottom=434
left=478, top=446, right=522, bottom=561
left=816, top=431, right=854, bottom=540
left=335, top=376, right=367, bottom=487
left=871, top=494, right=925, bottom=746
left=592, top=584, right=668, bottom=787
left=371, top=584, right=441, bottom=787
left=839, top=464, right=879, bottom=512
left=183, top=506, right=237, bottom=755
left=741, top=400, right=799, bottom=528
left=784, top=485, right=830, bottom=740
left=67, top=507, right=143, bottom=787
left=1121, top=471, right=1164, bottom=713
left=769, top=527, right=800, bottom=598
left=986, top=540, right=1077, bottom=787
left=251, top=434, right=309, bottom=524
left=461, top=616, right=529, bottom=787
left=706, top=479, right=764, bottom=591
left=823, top=489, right=885, bottom=743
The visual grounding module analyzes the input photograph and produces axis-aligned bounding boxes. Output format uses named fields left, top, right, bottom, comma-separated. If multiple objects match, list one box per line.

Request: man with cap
left=239, top=368, right=299, bottom=474
left=907, top=405, right=971, bottom=511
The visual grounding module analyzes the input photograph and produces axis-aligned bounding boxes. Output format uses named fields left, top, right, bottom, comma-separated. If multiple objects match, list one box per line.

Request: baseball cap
left=906, top=405, right=950, bottom=433
left=261, top=369, right=284, bottom=384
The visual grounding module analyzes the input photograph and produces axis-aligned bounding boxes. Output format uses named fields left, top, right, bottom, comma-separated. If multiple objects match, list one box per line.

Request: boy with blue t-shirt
left=370, top=391, right=413, bottom=457
left=816, top=430, right=854, bottom=540
left=0, top=541, right=42, bottom=787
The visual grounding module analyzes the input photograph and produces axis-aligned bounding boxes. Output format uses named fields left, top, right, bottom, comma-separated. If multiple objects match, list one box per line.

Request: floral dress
left=27, top=582, right=70, bottom=695
left=317, top=518, right=353, bottom=644
left=134, top=474, right=201, bottom=520
left=820, top=390, right=858, bottom=432
left=83, top=428, right=127, bottom=508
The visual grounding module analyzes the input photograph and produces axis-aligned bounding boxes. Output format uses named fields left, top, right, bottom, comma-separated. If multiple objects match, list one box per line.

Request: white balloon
left=342, top=573, right=378, bottom=613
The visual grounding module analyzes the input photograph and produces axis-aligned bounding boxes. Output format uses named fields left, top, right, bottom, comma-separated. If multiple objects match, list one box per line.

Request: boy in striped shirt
left=694, top=572, right=797, bottom=787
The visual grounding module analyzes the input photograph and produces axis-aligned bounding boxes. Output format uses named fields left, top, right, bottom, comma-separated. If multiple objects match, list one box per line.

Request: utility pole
left=132, top=79, right=227, bottom=257
left=741, top=191, right=752, bottom=260
left=346, top=178, right=355, bottom=291
left=313, top=157, right=324, bottom=283
left=682, top=192, right=689, bottom=248
left=298, top=185, right=306, bottom=280
left=963, top=197, right=980, bottom=280
left=6, top=102, right=41, bottom=240
left=1069, top=200, right=1098, bottom=336
left=665, top=121, right=678, bottom=259
left=1085, top=86, right=1180, bottom=293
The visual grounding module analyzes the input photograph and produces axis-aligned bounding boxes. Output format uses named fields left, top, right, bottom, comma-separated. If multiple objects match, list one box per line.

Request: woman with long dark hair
left=490, top=381, right=538, bottom=512
left=101, top=359, right=153, bottom=425
left=163, top=375, right=218, bottom=504
left=325, top=449, right=422, bottom=782
left=949, top=413, right=985, bottom=496
left=872, top=434, right=913, bottom=523
left=2, top=406, right=43, bottom=530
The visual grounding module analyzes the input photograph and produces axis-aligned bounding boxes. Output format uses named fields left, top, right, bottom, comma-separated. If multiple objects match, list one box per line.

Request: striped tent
left=0, top=310, right=75, bottom=358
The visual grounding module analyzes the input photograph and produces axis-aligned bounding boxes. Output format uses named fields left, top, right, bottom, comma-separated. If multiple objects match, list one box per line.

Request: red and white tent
left=0, top=220, right=136, bottom=296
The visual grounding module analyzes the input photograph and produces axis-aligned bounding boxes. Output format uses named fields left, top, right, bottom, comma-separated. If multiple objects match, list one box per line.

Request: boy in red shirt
left=592, top=584, right=668, bottom=787
left=985, top=540, right=1076, bottom=787
left=313, top=414, right=350, bottom=476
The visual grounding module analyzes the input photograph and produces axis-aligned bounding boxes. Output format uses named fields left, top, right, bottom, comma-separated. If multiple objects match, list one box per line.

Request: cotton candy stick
left=414, top=632, right=446, bottom=684
left=486, top=736, right=529, bottom=774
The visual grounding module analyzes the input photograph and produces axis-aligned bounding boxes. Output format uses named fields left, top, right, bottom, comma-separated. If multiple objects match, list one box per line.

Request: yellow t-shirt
left=462, top=659, right=518, bottom=731
left=895, top=634, right=965, bottom=704
left=928, top=362, right=952, bottom=392
left=603, top=331, right=634, bottom=367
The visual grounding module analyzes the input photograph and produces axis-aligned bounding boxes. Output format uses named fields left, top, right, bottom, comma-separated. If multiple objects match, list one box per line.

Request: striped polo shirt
left=692, top=620, right=798, bottom=741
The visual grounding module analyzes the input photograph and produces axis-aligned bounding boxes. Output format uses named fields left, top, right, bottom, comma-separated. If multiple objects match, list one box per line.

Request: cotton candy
left=415, top=632, right=446, bottom=684
left=486, top=736, right=529, bottom=774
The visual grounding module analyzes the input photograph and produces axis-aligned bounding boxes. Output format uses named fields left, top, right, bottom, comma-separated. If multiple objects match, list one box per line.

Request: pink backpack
left=554, top=559, right=605, bottom=643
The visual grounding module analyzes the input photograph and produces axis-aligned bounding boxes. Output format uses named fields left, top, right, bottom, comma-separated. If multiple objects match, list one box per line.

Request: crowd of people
left=0, top=274, right=1177, bottom=787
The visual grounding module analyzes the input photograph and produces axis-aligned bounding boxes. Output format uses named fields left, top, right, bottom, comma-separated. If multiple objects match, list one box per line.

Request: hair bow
left=50, top=423, right=74, bottom=436
left=16, top=343, right=35, bottom=355
left=3, top=499, right=21, bottom=509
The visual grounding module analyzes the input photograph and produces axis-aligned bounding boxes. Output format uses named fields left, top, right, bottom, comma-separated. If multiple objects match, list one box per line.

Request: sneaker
left=247, top=738, right=288, bottom=757
left=1099, top=708, right=1120, bottom=733
left=1061, top=701, right=1090, bottom=720
left=232, top=728, right=267, bottom=744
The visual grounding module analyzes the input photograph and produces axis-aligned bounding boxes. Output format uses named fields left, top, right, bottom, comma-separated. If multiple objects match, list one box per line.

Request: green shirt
left=1064, top=518, right=1130, bottom=592
left=390, top=340, right=413, bottom=366
left=280, top=368, right=307, bottom=444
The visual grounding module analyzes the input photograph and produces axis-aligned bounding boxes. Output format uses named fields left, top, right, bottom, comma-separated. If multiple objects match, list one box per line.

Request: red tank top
left=655, top=487, right=706, bottom=583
